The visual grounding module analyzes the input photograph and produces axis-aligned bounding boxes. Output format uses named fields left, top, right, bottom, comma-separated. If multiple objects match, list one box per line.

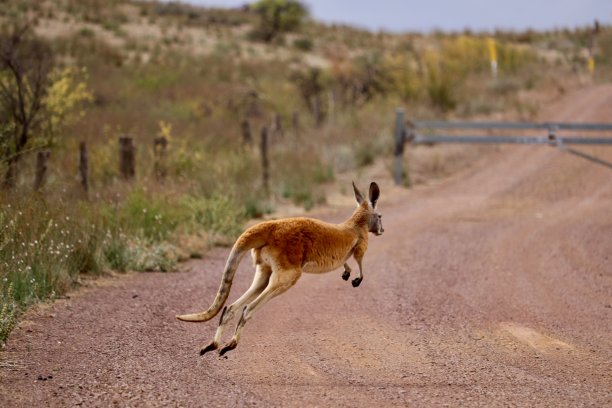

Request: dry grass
left=1, top=0, right=610, bottom=344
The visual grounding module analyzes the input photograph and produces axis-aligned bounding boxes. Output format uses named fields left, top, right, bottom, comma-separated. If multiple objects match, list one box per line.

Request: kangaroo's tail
left=176, top=226, right=268, bottom=322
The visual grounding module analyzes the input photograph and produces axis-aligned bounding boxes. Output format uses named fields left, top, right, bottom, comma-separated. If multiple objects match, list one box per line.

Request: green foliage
left=78, top=27, right=95, bottom=38
left=313, top=163, right=335, bottom=183
left=423, top=50, right=459, bottom=111
left=276, top=151, right=329, bottom=210
left=0, top=197, right=104, bottom=309
left=127, top=240, right=177, bottom=272
left=0, top=283, right=18, bottom=346
left=293, top=36, right=313, bottom=51
left=497, top=43, right=538, bottom=74
left=133, top=68, right=180, bottom=92
left=244, top=197, right=273, bottom=219
left=102, top=232, right=131, bottom=272
left=251, top=0, right=308, bottom=42
left=282, top=183, right=314, bottom=209
left=0, top=187, right=252, bottom=341
left=355, top=145, right=375, bottom=168
left=291, top=67, right=329, bottom=124
left=0, top=122, right=14, bottom=161
left=109, top=189, right=182, bottom=243
left=385, top=51, right=421, bottom=101
left=183, top=195, right=246, bottom=241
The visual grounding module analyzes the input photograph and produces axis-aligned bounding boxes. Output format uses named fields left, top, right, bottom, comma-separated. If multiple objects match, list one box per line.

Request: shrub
left=0, top=196, right=103, bottom=308
left=251, top=0, right=309, bottom=42
left=0, top=283, right=17, bottom=346
left=102, top=231, right=131, bottom=272
left=244, top=197, right=273, bottom=219
left=424, top=55, right=457, bottom=111
left=355, top=145, right=375, bottom=167
left=182, top=195, right=246, bottom=243
left=293, top=37, right=313, bottom=51
left=108, top=189, right=182, bottom=243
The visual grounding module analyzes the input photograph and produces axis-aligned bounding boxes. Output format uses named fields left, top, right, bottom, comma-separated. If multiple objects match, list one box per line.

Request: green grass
left=0, top=197, right=102, bottom=344
left=0, top=189, right=249, bottom=345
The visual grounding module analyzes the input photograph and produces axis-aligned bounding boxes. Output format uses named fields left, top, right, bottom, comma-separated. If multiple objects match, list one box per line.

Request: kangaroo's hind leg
left=219, top=267, right=301, bottom=356
left=200, top=263, right=272, bottom=355
left=341, top=263, right=351, bottom=281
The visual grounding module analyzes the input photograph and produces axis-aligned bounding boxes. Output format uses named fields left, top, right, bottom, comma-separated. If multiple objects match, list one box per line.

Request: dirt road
left=1, top=85, right=611, bottom=407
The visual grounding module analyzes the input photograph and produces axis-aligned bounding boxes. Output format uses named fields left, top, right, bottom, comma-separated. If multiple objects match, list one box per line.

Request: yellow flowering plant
left=42, top=66, right=93, bottom=146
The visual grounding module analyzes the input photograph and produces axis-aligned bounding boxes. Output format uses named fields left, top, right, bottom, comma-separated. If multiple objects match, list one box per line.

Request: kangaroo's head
left=352, top=181, right=384, bottom=236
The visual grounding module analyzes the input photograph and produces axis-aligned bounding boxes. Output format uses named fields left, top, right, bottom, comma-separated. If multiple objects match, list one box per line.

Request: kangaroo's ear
left=369, top=182, right=380, bottom=208
left=352, top=181, right=364, bottom=205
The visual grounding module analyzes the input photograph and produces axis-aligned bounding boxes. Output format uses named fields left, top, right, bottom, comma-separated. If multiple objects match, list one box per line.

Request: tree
left=0, top=23, right=53, bottom=189
left=291, top=68, right=326, bottom=126
left=0, top=23, right=91, bottom=190
left=251, top=0, right=308, bottom=43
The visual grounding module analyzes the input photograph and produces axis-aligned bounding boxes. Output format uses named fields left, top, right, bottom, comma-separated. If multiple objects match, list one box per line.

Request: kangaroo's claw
left=219, top=340, right=238, bottom=356
left=351, top=277, right=362, bottom=287
left=200, top=342, right=219, bottom=356
left=342, top=270, right=350, bottom=281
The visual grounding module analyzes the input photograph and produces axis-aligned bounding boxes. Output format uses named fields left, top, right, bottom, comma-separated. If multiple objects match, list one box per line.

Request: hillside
left=0, top=0, right=610, bottom=347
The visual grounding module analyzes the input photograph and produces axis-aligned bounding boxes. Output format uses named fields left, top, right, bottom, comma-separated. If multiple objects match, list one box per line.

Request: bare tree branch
left=0, top=21, right=53, bottom=189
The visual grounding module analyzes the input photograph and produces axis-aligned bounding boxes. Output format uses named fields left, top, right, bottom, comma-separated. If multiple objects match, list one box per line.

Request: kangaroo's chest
left=301, top=240, right=357, bottom=274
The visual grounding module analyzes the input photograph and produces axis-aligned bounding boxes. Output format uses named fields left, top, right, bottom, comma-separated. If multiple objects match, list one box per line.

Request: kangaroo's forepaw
left=200, top=342, right=219, bottom=356
left=342, top=270, right=350, bottom=281
left=351, top=277, right=362, bottom=287
left=219, top=340, right=237, bottom=356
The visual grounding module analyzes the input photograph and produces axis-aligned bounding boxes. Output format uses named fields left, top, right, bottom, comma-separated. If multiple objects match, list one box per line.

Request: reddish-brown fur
left=177, top=181, right=383, bottom=356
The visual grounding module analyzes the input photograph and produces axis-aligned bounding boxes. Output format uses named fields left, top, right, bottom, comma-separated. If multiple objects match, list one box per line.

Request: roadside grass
left=0, top=189, right=248, bottom=345
left=1, top=0, right=609, bottom=347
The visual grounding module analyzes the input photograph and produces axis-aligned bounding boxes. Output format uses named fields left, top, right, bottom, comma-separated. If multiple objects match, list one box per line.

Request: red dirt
left=1, top=85, right=611, bottom=407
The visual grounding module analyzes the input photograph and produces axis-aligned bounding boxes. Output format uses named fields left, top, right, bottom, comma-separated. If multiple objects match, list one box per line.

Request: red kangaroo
left=177, top=181, right=384, bottom=356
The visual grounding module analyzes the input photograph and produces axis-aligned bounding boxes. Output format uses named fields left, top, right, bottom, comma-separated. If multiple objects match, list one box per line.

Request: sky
left=178, top=0, right=611, bottom=33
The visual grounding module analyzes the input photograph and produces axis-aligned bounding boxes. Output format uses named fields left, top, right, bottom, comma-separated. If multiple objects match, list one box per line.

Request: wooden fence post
left=312, top=95, right=323, bottom=127
left=328, top=90, right=336, bottom=122
left=153, top=136, right=168, bottom=182
left=119, top=136, right=135, bottom=180
left=33, top=149, right=51, bottom=191
left=292, top=110, right=300, bottom=137
left=260, top=126, right=269, bottom=195
left=240, top=118, right=252, bottom=145
left=79, top=141, right=89, bottom=193
left=394, top=108, right=407, bottom=186
left=272, top=113, right=284, bottom=139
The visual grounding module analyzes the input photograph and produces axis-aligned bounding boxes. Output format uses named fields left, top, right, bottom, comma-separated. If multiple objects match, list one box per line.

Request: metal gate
left=393, top=109, right=612, bottom=185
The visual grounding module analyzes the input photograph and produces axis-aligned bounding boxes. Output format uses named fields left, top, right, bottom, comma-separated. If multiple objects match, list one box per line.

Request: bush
left=102, top=232, right=131, bottom=272
left=355, top=145, right=375, bottom=167
left=0, top=283, right=18, bottom=346
left=293, top=37, right=313, bottom=51
left=251, top=0, right=309, bottom=42
left=244, top=197, right=273, bottom=219
left=0, top=197, right=104, bottom=309
left=425, top=61, right=457, bottom=111
left=182, top=195, right=246, bottom=243
left=110, top=189, right=182, bottom=243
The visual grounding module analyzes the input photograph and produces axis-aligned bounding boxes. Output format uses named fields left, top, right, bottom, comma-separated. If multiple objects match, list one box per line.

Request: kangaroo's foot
left=200, top=341, right=219, bottom=356
left=351, top=277, right=362, bottom=287
left=219, top=340, right=238, bottom=356
left=342, top=270, right=350, bottom=281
